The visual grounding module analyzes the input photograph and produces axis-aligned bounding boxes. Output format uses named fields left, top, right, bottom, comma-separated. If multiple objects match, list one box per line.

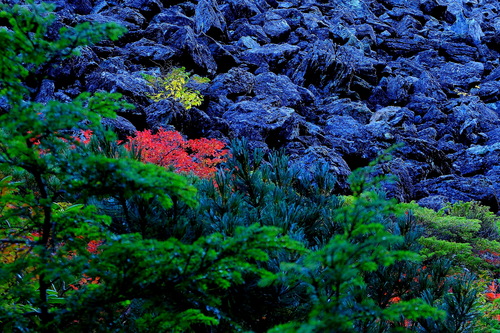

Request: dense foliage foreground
left=2, top=3, right=500, bottom=332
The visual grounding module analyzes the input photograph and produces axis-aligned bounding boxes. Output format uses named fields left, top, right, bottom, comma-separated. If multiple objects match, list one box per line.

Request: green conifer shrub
left=414, top=202, right=500, bottom=274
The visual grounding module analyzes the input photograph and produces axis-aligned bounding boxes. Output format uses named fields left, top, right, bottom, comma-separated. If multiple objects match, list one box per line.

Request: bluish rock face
left=40, top=0, right=500, bottom=210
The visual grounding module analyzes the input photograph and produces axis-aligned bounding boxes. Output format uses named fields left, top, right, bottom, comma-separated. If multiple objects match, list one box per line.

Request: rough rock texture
left=26, top=0, right=500, bottom=212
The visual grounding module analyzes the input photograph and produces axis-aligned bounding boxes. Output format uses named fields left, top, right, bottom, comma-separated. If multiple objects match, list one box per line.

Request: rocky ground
left=17, top=0, right=500, bottom=212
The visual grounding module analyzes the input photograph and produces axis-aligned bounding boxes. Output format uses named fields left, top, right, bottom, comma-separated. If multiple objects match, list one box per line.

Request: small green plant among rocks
left=143, top=67, right=210, bottom=109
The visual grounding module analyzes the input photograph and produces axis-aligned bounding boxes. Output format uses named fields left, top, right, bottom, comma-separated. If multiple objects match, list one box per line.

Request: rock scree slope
left=18, top=0, right=500, bottom=212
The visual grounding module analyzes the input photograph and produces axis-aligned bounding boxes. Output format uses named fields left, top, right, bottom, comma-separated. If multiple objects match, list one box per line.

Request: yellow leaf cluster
left=143, top=67, right=209, bottom=110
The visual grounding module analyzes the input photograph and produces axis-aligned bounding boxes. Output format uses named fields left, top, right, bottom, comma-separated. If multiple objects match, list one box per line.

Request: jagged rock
left=291, top=40, right=349, bottom=88
left=68, top=0, right=93, bottom=15
left=253, top=72, right=301, bottom=108
left=144, top=98, right=186, bottom=131
left=144, top=97, right=217, bottom=136
left=125, top=38, right=176, bottom=64
left=431, top=61, right=484, bottom=92
left=325, top=115, right=368, bottom=142
left=370, top=106, right=415, bottom=127
left=86, top=70, right=152, bottom=109
left=223, top=101, right=300, bottom=148
left=446, top=97, right=500, bottom=144
left=407, top=94, right=447, bottom=125
left=100, top=7, right=146, bottom=31
left=473, top=81, right=500, bottom=103
left=35, top=0, right=500, bottom=212
left=197, top=35, right=239, bottom=73
left=166, top=26, right=217, bottom=75
left=298, top=147, right=351, bottom=177
left=379, top=158, right=416, bottom=203
left=396, top=136, right=453, bottom=178
left=0, top=97, right=8, bottom=116
left=321, top=99, right=373, bottom=124
left=365, top=120, right=395, bottom=142
left=195, top=0, right=227, bottom=38
left=371, top=75, right=418, bottom=106
left=75, top=13, right=128, bottom=30
left=380, top=36, right=431, bottom=56
left=229, top=19, right=271, bottom=44
left=417, top=195, right=450, bottom=211
left=223, top=0, right=262, bottom=21
left=486, top=127, right=500, bottom=145
left=151, top=7, right=194, bottom=27
left=451, top=143, right=500, bottom=177
left=94, top=57, right=128, bottom=74
left=262, top=12, right=291, bottom=41
left=141, top=23, right=182, bottom=45
left=241, top=43, right=300, bottom=70
left=236, top=36, right=261, bottom=49
left=292, top=145, right=351, bottom=192
left=49, top=46, right=99, bottom=82
left=434, top=40, right=479, bottom=63
left=450, top=11, right=484, bottom=43
left=486, top=166, right=500, bottom=211
left=273, top=8, right=305, bottom=30
left=415, top=175, right=499, bottom=212
left=206, top=67, right=256, bottom=101
left=323, top=114, right=377, bottom=161
left=102, top=116, right=137, bottom=140
left=35, top=80, right=56, bottom=104
left=123, top=0, right=162, bottom=17
left=355, top=23, right=377, bottom=46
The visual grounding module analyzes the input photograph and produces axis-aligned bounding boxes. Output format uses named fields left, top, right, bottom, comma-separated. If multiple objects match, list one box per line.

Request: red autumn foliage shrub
left=478, top=249, right=500, bottom=266
left=125, top=128, right=229, bottom=178
left=486, top=281, right=500, bottom=301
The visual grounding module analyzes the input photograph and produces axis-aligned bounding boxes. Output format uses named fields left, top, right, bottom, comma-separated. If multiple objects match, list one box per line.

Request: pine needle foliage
left=199, top=139, right=342, bottom=246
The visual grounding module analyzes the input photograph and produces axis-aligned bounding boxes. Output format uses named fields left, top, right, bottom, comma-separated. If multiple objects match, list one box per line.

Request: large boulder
left=100, top=7, right=147, bottom=31
left=431, top=61, right=484, bottom=92
left=262, top=12, right=292, bottom=41
left=445, top=97, right=500, bottom=144
left=166, top=27, right=218, bottom=75
left=241, top=43, right=300, bottom=70
left=102, top=116, right=137, bottom=140
left=223, top=101, right=300, bottom=149
left=125, top=38, right=176, bottom=65
left=122, top=0, right=162, bottom=18
left=206, top=67, right=256, bottom=101
left=229, top=19, right=270, bottom=44
left=49, top=46, right=100, bottom=82
left=415, top=175, right=499, bottom=213
left=144, top=99, right=186, bottom=132
left=253, top=72, right=302, bottom=108
left=86, top=69, right=152, bottom=109
left=195, top=0, right=227, bottom=38
left=451, top=143, right=500, bottom=177
left=223, top=0, right=262, bottom=21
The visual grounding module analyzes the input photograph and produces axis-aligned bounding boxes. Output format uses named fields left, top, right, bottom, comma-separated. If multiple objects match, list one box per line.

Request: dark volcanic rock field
left=19, top=0, right=500, bottom=212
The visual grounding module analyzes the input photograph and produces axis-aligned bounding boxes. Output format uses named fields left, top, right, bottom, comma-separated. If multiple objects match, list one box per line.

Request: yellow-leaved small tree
left=143, top=67, right=209, bottom=109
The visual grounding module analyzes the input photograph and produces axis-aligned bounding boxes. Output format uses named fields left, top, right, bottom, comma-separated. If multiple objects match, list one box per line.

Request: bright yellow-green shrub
left=143, top=67, right=210, bottom=110
left=416, top=206, right=482, bottom=242
left=419, top=236, right=481, bottom=267
left=414, top=202, right=500, bottom=274
left=444, top=200, right=500, bottom=239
